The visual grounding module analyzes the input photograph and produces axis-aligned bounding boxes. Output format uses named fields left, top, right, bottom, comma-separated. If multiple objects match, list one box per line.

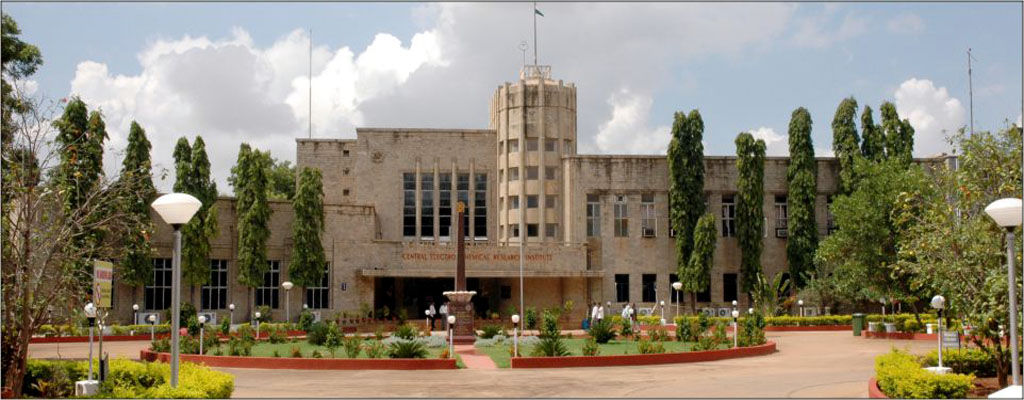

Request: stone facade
left=111, top=67, right=952, bottom=325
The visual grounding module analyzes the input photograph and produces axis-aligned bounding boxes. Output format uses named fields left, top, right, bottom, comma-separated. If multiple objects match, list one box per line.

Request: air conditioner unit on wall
left=311, top=311, right=322, bottom=323
left=701, top=308, right=716, bottom=317
left=198, top=312, right=217, bottom=325
left=139, top=312, right=161, bottom=325
left=717, top=308, right=730, bottom=317
left=776, top=228, right=788, bottom=238
left=803, top=307, right=820, bottom=317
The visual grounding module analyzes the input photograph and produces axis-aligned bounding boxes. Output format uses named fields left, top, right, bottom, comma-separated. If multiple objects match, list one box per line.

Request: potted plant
left=883, top=314, right=897, bottom=333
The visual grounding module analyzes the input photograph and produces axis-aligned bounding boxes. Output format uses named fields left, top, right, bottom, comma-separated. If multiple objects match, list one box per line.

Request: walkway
left=453, top=344, right=497, bottom=369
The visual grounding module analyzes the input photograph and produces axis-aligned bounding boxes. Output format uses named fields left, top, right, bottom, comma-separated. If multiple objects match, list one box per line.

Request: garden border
left=30, top=330, right=306, bottom=344
left=863, top=331, right=936, bottom=341
left=139, top=349, right=457, bottom=370
left=509, top=341, right=776, bottom=368
left=868, top=377, right=889, bottom=398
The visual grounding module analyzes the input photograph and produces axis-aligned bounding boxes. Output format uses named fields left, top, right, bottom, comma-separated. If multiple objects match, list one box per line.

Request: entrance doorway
left=373, top=277, right=502, bottom=321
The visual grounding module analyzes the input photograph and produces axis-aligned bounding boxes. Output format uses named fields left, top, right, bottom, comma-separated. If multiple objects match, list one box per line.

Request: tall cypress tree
left=880, top=102, right=901, bottom=161
left=289, top=167, right=325, bottom=290
left=181, top=136, right=219, bottom=306
left=735, top=132, right=766, bottom=294
left=860, top=105, right=885, bottom=161
left=172, top=137, right=192, bottom=193
left=117, top=122, right=156, bottom=307
left=895, top=119, right=915, bottom=165
left=831, top=97, right=860, bottom=194
left=234, top=144, right=272, bottom=314
left=669, top=110, right=706, bottom=308
left=684, top=213, right=716, bottom=313
left=785, top=108, right=817, bottom=289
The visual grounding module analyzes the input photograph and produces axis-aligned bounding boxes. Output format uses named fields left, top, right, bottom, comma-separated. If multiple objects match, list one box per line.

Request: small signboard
left=93, top=260, right=113, bottom=309
left=941, top=330, right=961, bottom=349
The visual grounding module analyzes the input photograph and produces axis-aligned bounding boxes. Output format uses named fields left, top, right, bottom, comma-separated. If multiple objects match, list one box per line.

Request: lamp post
left=255, top=311, right=262, bottom=340
left=151, top=193, right=202, bottom=388
left=931, top=295, right=946, bottom=373
left=148, top=314, right=156, bottom=342
left=798, top=299, right=804, bottom=317
left=447, top=315, right=456, bottom=357
left=659, top=300, right=666, bottom=325
left=672, top=282, right=682, bottom=319
left=985, top=197, right=1022, bottom=386
left=282, top=281, right=294, bottom=323
left=198, top=315, right=207, bottom=355
left=132, top=304, right=139, bottom=325
left=731, top=309, right=740, bottom=348
left=85, top=302, right=97, bottom=381
left=229, top=303, right=235, bottom=326
left=748, top=308, right=754, bottom=315
left=880, top=297, right=886, bottom=316
left=512, top=314, right=520, bottom=357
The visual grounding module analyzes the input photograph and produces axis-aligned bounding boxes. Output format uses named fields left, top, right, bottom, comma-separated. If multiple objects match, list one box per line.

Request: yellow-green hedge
left=23, top=358, right=233, bottom=398
left=875, top=349, right=974, bottom=399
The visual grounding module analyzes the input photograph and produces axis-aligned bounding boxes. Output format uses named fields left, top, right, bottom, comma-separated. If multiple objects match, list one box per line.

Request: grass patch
left=475, top=338, right=710, bottom=368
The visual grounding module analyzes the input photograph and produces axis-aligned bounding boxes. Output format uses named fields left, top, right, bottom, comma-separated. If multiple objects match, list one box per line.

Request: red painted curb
left=868, top=377, right=889, bottom=398
left=863, top=331, right=936, bottom=341
left=510, top=341, right=776, bottom=368
left=139, top=349, right=457, bottom=370
left=764, top=325, right=851, bottom=332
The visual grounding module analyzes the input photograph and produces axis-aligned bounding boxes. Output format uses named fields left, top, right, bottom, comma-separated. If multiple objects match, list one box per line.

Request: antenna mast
left=967, top=48, right=975, bottom=136
left=533, top=2, right=538, bottom=65
left=309, top=29, right=313, bottom=139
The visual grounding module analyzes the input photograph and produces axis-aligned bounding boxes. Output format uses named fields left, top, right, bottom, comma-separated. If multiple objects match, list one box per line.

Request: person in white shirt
left=428, top=303, right=437, bottom=331
left=439, top=302, right=449, bottom=331
left=597, top=304, right=605, bottom=322
left=591, top=303, right=599, bottom=323
left=621, top=304, right=631, bottom=321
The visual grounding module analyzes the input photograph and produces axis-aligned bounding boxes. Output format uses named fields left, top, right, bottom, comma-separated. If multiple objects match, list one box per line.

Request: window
left=564, top=139, right=573, bottom=154
left=586, top=194, right=601, bottom=237
left=145, top=258, right=172, bottom=310
left=827, top=195, right=838, bottom=234
left=305, top=263, right=330, bottom=309
left=721, top=195, right=736, bottom=237
left=544, top=140, right=556, bottom=152
left=526, top=195, right=539, bottom=208
left=255, top=261, right=280, bottom=308
left=614, top=195, right=629, bottom=237
left=615, top=274, right=630, bottom=302
left=420, top=173, right=434, bottom=238
left=775, top=195, right=788, bottom=238
left=439, top=174, right=452, bottom=240
left=511, top=224, right=520, bottom=238
left=546, top=195, right=557, bottom=209
left=474, top=173, right=487, bottom=240
left=508, top=139, right=519, bottom=152
left=458, top=173, right=470, bottom=239
left=641, top=193, right=656, bottom=238
left=510, top=195, right=520, bottom=210
left=723, top=273, right=738, bottom=303
left=669, top=273, right=681, bottom=305
left=403, top=173, right=416, bottom=237
left=545, top=223, right=558, bottom=238
left=201, top=259, right=228, bottom=310
left=343, top=149, right=350, bottom=156
left=642, top=274, right=657, bottom=303
left=342, top=189, right=350, bottom=196
left=696, top=285, right=711, bottom=303
left=526, top=138, right=539, bottom=151
left=500, top=285, right=512, bottom=299
left=545, top=166, right=557, bottom=180
left=526, top=166, right=539, bottom=180
left=498, top=140, right=504, bottom=153
left=508, top=167, right=519, bottom=181
left=527, top=223, right=538, bottom=237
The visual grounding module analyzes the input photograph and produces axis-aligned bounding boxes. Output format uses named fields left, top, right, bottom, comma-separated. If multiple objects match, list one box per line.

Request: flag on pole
left=535, top=6, right=544, bottom=17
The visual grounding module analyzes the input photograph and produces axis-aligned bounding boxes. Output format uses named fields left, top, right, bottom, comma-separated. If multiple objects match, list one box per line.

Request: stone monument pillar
left=443, top=202, right=476, bottom=344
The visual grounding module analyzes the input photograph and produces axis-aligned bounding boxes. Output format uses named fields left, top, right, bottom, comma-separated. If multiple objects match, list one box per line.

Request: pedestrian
left=428, top=302, right=437, bottom=331
left=597, top=302, right=605, bottom=323
left=590, top=302, right=599, bottom=324
left=439, top=301, right=449, bottom=331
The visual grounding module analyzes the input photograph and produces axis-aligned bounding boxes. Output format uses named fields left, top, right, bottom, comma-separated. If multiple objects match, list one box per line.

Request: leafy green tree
left=233, top=144, right=272, bottom=314
left=289, top=167, right=326, bottom=289
left=893, top=125, right=1021, bottom=386
left=1, top=14, right=42, bottom=200
left=786, top=107, right=817, bottom=289
left=831, top=97, right=860, bottom=194
left=229, top=151, right=295, bottom=200
left=668, top=110, right=705, bottom=306
left=172, top=137, right=192, bottom=193
left=880, top=101, right=915, bottom=166
left=181, top=137, right=219, bottom=306
left=117, top=122, right=157, bottom=305
left=860, top=105, right=885, bottom=161
left=683, top=213, right=716, bottom=313
left=735, top=132, right=766, bottom=293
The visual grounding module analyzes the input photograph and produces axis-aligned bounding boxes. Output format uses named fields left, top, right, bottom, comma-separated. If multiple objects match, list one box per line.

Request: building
left=111, top=66, right=949, bottom=325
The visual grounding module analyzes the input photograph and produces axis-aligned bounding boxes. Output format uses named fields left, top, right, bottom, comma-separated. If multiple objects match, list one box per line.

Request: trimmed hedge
left=665, top=313, right=956, bottom=332
left=922, top=349, right=995, bottom=377
left=23, top=359, right=233, bottom=398
left=875, top=349, right=974, bottom=399
left=37, top=324, right=174, bottom=337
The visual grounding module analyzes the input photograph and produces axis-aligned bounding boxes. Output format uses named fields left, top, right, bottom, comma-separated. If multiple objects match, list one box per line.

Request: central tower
left=490, top=65, right=577, bottom=245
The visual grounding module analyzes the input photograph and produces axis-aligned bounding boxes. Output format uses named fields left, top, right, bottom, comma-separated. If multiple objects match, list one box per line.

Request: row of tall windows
left=502, top=223, right=559, bottom=238
left=144, top=259, right=332, bottom=310
left=611, top=273, right=734, bottom=304
left=402, top=172, right=488, bottom=240
left=500, top=139, right=570, bottom=153
left=505, top=166, right=558, bottom=181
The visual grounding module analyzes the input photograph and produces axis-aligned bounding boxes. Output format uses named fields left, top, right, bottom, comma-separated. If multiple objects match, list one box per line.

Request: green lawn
left=215, top=339, right=452, bottom=360
left=475, top=338, right=707, bottom=368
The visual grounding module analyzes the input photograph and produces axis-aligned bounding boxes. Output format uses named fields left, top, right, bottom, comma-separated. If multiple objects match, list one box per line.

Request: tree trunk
left=689, top=292, right=697, bottom=314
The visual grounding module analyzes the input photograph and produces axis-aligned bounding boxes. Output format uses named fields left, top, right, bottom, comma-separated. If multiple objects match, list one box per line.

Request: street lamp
left=731, top=309, right=740, bottom=348
left=447, top=315, right=456, bottom=357
left=880, top=297, right=886, bottom=316
left=511, top=314, right=520, bottom=357
left=147, top=314, right=156, bottom=342
left=132, top=304, right=139, bottom=325
left=748, top=308, right=754, bottom=315
left=798, top=299, right=804, bottom=317
left=282, top=281, right=294, bottom=323
left=672, top=282, right=683, bottom=319
left=197, top=315, right=207, bottom=355
left=254, top=311, right=262, bottom=340
left=928, top=295, right=950, bottom=374
left=659, top=300, right=666, bottom=325
left=85, top=302, right=97, bottom=381
left=985, top=197, right=1022, bottom=386
left=151, top=192, right=202, bottom=388
left=228, top=303, right=235, bottom=326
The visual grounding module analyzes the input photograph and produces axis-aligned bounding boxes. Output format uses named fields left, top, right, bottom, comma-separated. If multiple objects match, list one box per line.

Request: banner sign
left=941, top=330, right=961, bottom=349
left=93, top=260, right=113, bottom=309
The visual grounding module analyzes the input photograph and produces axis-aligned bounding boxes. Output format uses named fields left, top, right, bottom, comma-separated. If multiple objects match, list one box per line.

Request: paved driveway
left=28, top=331, right=933, bottom=398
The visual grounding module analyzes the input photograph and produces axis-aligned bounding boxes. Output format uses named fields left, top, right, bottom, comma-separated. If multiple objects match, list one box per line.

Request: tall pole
left=967, top=48, right=974, bottom=136
left=170, top=225, right=182, bottom=387
left=937, top=309, right=944, bottom=369
left=309, top=29, right=313, bottom=139
left=1007, top=230, right=1020, bottom=385
left=532, top=2, right=538, bottom=65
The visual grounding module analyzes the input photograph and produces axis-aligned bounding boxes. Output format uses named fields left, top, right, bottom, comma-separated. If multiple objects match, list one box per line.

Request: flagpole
left=533, top=2, right=538, bottom=65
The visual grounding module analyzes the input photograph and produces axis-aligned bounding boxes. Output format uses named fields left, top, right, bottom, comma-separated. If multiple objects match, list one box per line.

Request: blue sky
left=3, top=2, right=1021, bottom=191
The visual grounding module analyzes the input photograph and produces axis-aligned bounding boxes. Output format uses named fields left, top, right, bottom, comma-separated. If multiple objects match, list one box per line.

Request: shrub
left=323, top=323, right=344, bottom=357
left=256, top=305, right=272, bottom=322
left=479, top=324, right=505, bottom=339
left=268, top=326, right=288, bottom=344
left=922, top=348, right=995, bottom=377
left=23, top=359, right=233, bottom=399
left=739, top=312, right=767, bottom=347
left=530, top=311, right=570, bottom=357
left=648, top=328, right=670, bottom=342
left=388, top=339, right=428, bottom=358
left=393, top=323, right=420, bottom=340
left=619, top=317, right=634, bottom=338
left=227, top=336, right=253, bottom=356
left=875, top=349, right=974, bottom=399
left=417, top=334, right=448, bottom=348
left=588, top=318, right=617, bottom=344
left=307, top=322, right=328, bottom=346
left=151, top=337, right=170, bottom=353
left=220, top=318, right=231, bottom=335
left=364, top=340, right=386, bottom=358
left=272, top=350, right=280, bottom=358
left=374, top=326, right=387, bottom=341
left=524, top=307, right=538, bottom=329
left=637, top=315, right=660, bottom=325
left=636, top=339, right=666, bottom=354
left=582, top=338, right=600, bottom=356
left=298, top=311, right=315, bottom=332
left=311, top=350, right=323, bottom=358
left=342, top=335, right=363, bottom=358
left=236, top=324, right=256, bottom=341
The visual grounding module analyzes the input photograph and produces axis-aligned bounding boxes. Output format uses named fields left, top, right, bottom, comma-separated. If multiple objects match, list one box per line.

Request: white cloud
left=887, top=14, right=925, bottom=34
left=893, top=78, right=966, bottom=156
left=750, top=127, right=788, bottom=156
left=790, top=6, right=867, bottom=48
left=594, top=89, right=671, bottom=154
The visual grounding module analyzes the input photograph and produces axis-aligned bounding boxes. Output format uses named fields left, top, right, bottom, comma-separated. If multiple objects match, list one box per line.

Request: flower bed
left=863, top=331, right=938, bottom=341
left=21, top=358, right=233, bottom=398
left=139, top=349, right=457, bottom=370
left=872, top=349, right=974, bottom=399
left=509, top=341, right=776, bottom=368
